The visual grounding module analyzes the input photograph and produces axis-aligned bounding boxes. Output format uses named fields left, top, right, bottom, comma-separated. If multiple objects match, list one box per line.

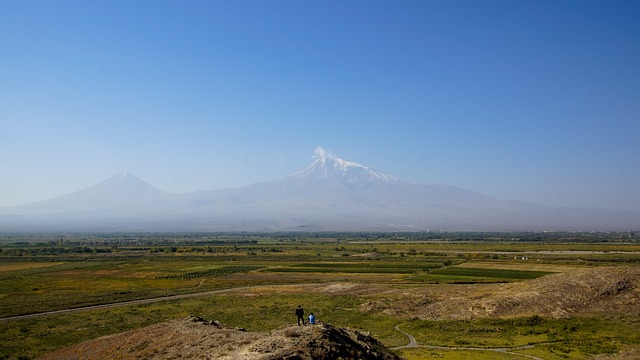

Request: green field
left=263, top=261, right=444, bottom=274
left=409, top=266, right=552, bottom=283
left=1, top=232, right=639, bottom=360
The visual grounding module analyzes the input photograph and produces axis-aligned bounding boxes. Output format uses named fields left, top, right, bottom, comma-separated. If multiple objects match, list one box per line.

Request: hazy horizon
left=2, top=1, right=639, bottom=212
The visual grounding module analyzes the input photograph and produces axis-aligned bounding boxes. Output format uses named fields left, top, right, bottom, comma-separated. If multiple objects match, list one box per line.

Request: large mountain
left=0, top=151, right=638, bottom=232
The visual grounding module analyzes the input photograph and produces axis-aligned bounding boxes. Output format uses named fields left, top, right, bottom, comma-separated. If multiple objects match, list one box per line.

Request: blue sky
left=1, top=0, right=639, bottom=212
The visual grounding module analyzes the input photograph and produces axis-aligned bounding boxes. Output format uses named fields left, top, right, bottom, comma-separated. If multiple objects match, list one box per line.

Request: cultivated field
left=0, top=232, right=639, bottom=359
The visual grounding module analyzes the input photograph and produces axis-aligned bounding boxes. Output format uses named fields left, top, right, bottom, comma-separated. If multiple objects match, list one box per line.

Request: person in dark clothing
left=295, top=305, right=305, bottom=326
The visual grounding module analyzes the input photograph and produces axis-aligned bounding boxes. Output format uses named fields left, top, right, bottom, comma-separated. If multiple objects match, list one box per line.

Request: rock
left=36, top=318, right=402, bottom=360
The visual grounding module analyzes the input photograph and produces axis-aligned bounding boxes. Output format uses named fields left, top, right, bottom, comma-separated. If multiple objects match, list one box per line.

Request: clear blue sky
left=2, top=0, right=639, bottom=211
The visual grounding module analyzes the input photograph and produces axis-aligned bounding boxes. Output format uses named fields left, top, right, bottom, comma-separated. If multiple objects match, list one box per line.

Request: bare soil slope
left=472, top=265, right=640, bottom=318
left=362, top=266, right=640, bottom=320
left=37, top=317, right=401, bottom=360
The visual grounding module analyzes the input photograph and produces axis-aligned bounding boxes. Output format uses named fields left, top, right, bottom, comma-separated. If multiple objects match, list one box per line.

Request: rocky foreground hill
left=37, top=317, right=402, bottom=360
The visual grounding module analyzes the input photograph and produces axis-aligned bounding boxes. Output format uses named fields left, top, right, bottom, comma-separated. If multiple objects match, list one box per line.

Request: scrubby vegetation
left=1, top=231, right=639, bottom=359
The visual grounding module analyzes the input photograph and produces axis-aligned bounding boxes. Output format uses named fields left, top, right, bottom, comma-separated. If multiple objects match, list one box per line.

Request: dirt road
left=392, top=324, right=543, bottom=360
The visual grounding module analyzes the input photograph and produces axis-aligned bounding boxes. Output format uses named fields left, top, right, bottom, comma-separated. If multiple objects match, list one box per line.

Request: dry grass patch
left=456, top=261, right=589, bottom=273
left=0, top=262, right=64, bottom=271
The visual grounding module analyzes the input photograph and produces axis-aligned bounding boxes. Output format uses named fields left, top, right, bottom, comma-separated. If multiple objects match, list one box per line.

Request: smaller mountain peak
left=98, top=172, right=165, bottom=195
left=105, top=171, right=147, bottom=184
left=113, top=171, right=135, bottom=179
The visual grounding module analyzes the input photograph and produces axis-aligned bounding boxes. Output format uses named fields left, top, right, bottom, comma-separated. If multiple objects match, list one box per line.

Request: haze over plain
left=1, top=1, right=639, bottom=212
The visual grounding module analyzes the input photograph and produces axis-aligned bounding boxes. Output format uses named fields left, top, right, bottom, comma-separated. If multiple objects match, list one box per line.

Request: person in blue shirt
left=308, top=312, right=316, bottom=325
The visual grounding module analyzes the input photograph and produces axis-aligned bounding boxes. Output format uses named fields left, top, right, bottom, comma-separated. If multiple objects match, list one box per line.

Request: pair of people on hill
left=295, top=305, right=316, bottom=326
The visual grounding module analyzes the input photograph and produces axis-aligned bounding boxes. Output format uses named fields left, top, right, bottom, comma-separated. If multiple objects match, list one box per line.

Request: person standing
left=295, top=305, right=305, bottom=326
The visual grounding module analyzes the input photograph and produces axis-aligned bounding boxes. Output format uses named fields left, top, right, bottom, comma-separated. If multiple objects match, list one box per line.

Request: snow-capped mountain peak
left=291, top=147, right=399, bottom=182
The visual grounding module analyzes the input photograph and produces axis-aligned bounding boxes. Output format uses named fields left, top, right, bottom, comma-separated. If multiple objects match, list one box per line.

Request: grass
left=400, top=347, right=535, bottom=360
left=400, top=316, right=640, bottom=359
left=432, top=267, right=552, bottom=279
left=3, top=290, right=637, bottom=360
left=1, top=235, right=640, bottom=360
left=0, top=255, right=450, bottom=318
left=263, top=262, right=442, bottom=274
left=156, top=265, right=264, bottom=279
left=0, top=291, right=405, bottom=359
left=409, top=267, right=552, bottom=283
left=0, top=259, right=281, bottom=317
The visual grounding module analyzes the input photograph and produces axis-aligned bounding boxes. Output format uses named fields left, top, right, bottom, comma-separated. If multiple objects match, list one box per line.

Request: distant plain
left=1, top=232, right=639, bottom=359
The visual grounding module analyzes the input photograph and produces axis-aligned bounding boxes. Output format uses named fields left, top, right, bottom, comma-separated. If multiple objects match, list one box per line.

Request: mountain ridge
left=0, top=149, right=638, bottom=232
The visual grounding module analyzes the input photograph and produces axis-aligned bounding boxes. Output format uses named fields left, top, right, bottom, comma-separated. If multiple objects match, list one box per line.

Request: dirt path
left=392, top=324, right=543, bottom=360
left=393, top=325, right=418, bottom=347
left=0, top=283, right=319, bottom=322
